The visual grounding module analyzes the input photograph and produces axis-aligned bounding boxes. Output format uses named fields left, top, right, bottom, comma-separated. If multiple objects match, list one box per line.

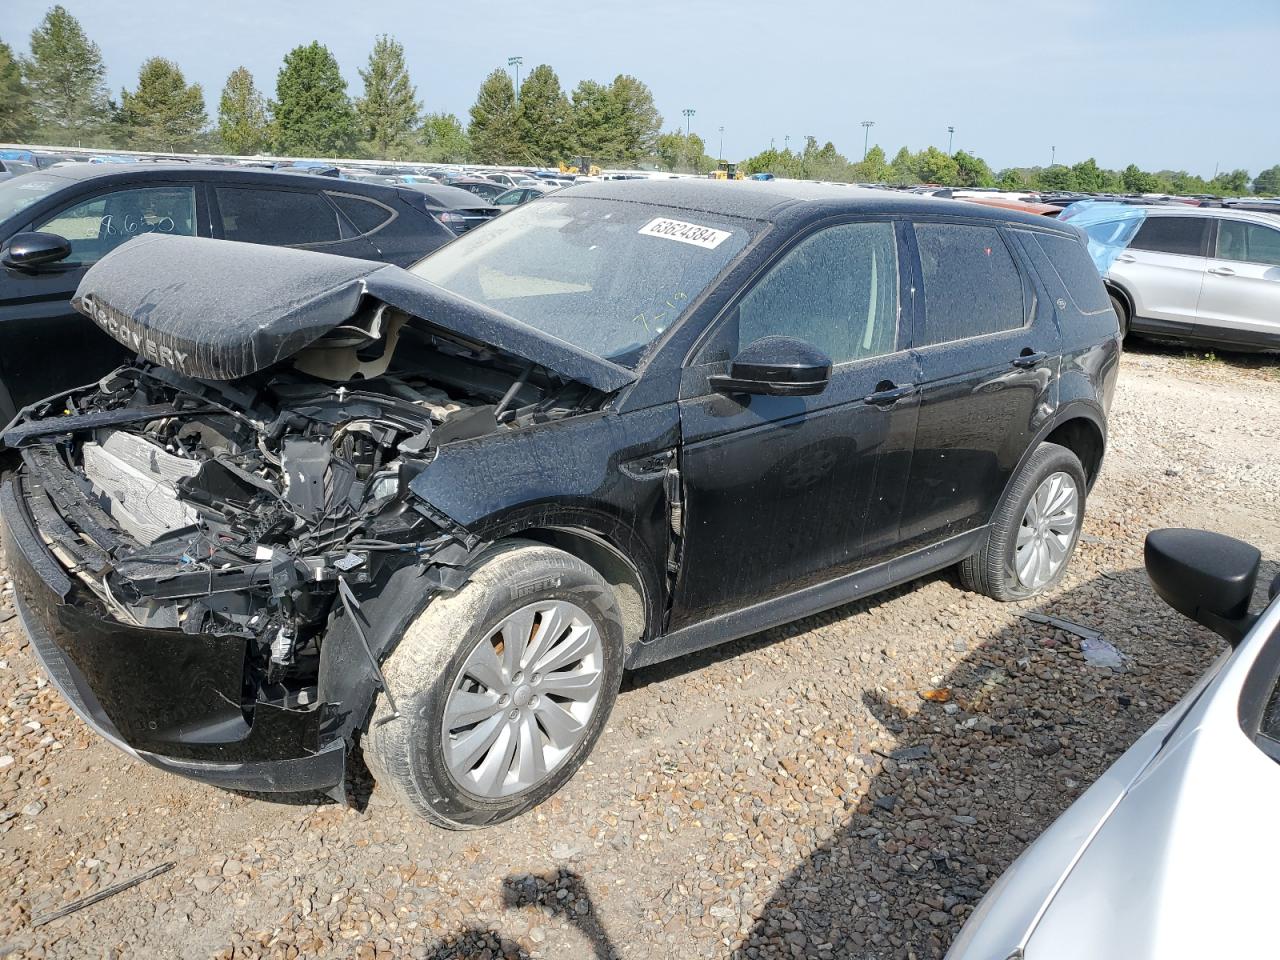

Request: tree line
left=2, top=5, right=1277, bottom=195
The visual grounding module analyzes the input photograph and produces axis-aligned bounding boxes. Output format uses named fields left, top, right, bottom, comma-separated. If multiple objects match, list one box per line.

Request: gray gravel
left=1, top=345, right=1277, bottom=960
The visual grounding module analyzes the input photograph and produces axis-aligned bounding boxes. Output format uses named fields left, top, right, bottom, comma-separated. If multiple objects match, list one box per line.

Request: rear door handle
left=1208, top=266, right=1236, bottom=276
left=863, top=383, right=915, bottom=407
left=1115, top=254, right=1136, bottom=263
left=1011, top=351, right=1048, bottom=369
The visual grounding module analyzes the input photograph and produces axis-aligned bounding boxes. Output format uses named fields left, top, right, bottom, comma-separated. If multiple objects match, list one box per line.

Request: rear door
left=671, top=219, right=919, bottom=629
left=1197, top=216, right=1280, bottom=346
left=1113, top=215, right=1210, bottom=331
left=0, top=181, right=205, bottom=410
left=897, top=219, right=1060, bottom=552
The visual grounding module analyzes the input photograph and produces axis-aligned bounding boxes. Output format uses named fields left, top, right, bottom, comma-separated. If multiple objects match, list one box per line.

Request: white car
left=948, top=527, right=1280, bottom=960
left=1099, top=206, right=1280, bottom=351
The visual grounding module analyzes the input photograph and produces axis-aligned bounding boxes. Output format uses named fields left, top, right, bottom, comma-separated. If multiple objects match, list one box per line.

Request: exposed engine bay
left=6, top=319, right=599, bottom=700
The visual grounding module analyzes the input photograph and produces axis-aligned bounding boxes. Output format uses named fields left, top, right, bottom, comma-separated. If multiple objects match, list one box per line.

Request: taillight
left=435, top=211, right=466, bottom=225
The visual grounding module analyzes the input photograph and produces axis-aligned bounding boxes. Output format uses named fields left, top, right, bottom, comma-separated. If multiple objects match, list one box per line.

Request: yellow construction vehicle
left=709, top=161, right=745, bottom=181
left=559, top=156, right=602, bottom=177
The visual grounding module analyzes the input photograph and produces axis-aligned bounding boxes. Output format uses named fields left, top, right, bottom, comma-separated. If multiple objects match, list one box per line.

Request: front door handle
left=1208, top=266, right=1236, bottom=276
left=1115, top=254, right=1136, bottom=263
left=1011, top=350, right=1048, bottom=369
left=863, top=382, right=914, bottom=407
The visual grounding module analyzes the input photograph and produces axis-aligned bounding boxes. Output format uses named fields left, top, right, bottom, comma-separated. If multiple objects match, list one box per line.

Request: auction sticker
left=638, top=217, right=731, bottom=249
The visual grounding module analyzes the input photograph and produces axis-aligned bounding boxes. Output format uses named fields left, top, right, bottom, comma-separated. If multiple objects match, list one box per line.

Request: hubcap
left=442, top=600, right=604, bottom=799
left=1015, top=471, right=1079, bottom=589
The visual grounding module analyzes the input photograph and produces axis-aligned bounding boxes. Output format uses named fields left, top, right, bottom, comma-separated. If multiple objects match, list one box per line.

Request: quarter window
left=1129, top=217, right=1207, bottom=257
left=1034, top=232, right=1112, bottom=314
left=215, top=187, right=344, bottom=246
left=327, top=193, right=394, bottom=235
left=34, top=186, right=196, bottom=265
left=914, top=223, right=1025, bottom=346
left=735, top=222, right=900, bottom=365
left=1215, top=220, right=1280, bottom=267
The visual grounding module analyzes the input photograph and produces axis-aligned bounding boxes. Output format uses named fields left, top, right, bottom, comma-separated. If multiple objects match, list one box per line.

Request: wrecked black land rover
left=0, top=180, right=1119, bottom=828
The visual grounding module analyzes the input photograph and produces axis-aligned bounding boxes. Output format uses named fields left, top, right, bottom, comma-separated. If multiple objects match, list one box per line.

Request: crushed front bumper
left=0, top=478, right=346, bottom=796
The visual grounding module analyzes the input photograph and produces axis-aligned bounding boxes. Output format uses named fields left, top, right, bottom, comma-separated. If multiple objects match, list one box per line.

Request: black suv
left=0, top=164, right=482, bottom=422
left=0, top=180, right=1120, bottom=828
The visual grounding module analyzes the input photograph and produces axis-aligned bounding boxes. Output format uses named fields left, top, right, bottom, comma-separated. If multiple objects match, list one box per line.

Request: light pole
left=860, top=120, right=875, bottom=161
left=682, top=108, right=695, bottom=137
left=1051, top=145, right=1056, bottom=166
left=507, top=56, right=523, bottom=98
left=784, top=134, right=791, bottom=152
left=718, top=126, right=724, bottom=160
left=947, top=126, right=955, bottom=154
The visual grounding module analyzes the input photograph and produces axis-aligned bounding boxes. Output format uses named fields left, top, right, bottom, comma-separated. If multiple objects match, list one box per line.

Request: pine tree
left=119, top=58, right=207, bottom=152
left=467, top=69, right=520, bottom=164
left=568, top=80, right=615, bottom=158
left=355, top=35, right=420, bottom=158
left=514, top=64, right=570, bottom=165
left=272, top=42, right=357, bottom=156
left=0, top=41, right=34, bottom=142
left=606, top=75, right=660, bottom=164
left=217, top=67, right=270, bottom=155
left=22, top=5, right=111, bottom=145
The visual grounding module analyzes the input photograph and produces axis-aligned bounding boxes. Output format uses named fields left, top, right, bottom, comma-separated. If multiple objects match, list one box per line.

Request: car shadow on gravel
left=420, top=869, right=619, bottom=959
left=728, top=564, right=1243, bottom=960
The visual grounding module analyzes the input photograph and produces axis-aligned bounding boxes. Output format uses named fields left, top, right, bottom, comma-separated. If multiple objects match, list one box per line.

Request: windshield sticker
left=638, top=217, right=732, bottom=250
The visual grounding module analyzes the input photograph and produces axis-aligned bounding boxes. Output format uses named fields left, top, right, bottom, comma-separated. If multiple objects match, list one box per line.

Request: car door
left=1196, top=216, right=1280, bottom=345
left=897, top=219, right=1060, bottom=552
left=208, top=184, right=380, bottom=260
left=0, top=181, right=205, bottom=412
left=1111, top=215, right=1210, bottom=332
left=669, top=219, right=919, bottom=629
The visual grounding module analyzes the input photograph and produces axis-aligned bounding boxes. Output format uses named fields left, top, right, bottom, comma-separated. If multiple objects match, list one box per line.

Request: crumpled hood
left=72, top=234, right=636, bottom=393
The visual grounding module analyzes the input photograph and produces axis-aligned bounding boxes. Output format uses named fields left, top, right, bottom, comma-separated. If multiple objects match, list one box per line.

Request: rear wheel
left=363, top=540, right=624, bottom=829
left=1109, top=292, right=1131, bottom=339
left=959, top=442, right=1086, bottom=601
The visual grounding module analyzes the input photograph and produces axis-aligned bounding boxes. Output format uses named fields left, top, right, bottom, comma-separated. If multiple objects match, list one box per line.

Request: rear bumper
left=0, top=477, right=346, bottom=795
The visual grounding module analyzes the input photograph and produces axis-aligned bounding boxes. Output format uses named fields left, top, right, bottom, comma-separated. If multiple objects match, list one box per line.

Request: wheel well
left=1044, top=417, right=1104, bottom=488
left=519, top=528, right=649, bottom=649
left=1104, top=282, right=1132, bottom=322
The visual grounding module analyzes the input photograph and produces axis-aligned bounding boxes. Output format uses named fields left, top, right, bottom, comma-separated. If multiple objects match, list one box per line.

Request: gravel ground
left=1, top=344, right=1278, bottom=960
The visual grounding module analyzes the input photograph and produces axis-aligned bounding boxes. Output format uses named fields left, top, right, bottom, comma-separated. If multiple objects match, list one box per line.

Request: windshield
left=410, top=196, right=756, bottom=365
left=0, top=174, right=65, bottom=225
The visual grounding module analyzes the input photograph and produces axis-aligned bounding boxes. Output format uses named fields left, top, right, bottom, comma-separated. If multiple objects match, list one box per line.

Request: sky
left=6, top=0, right=1280, bottom=177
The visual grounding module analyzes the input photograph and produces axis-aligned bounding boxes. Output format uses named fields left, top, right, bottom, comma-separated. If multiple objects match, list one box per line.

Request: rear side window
left=1216, top=219, right=1280, bottom=267
left=737, top=221, right=900, bottom=365
left=1129, top=217, right=1206, bottom=257
left=1034, top=233, right=1111, bottom=314
left=327, top=193, right=394, bottom=235
left=914, top=223, right=1026, bottom=346
left=215, top=187, right=343, bottom=246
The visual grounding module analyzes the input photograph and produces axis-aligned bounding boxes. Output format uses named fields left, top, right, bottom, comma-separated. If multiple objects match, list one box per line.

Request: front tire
left=1109, top=292, right=1130, bottom=340
left=364, top=540, right=624, bottom=829
left=959, top=442, right=1086, bottom=601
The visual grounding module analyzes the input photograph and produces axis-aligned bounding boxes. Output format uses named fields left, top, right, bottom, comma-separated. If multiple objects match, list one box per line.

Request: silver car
left=1102, top=206, right=1280, bottom=351
left=947, top=527, right=1280, bottom=960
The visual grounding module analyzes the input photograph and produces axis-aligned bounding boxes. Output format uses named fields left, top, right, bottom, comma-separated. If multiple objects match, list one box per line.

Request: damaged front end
left=0, top=236, right=623, bottom=798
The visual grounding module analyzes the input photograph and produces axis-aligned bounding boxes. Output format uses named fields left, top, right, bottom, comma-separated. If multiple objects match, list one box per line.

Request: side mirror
left=1145, top=528, right=1261, bottom=646
left=710, top=336, right=832, bottom=397
left=2, top=231, right=72, bottom=269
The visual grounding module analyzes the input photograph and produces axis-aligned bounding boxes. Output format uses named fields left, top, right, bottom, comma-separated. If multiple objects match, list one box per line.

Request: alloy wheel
left=1015, top=471, right=1079, bottom=589
left=442, top=600, right=604, bottom=798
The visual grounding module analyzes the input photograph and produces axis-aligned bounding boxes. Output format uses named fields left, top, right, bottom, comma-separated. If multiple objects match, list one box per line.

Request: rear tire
left=364, top=540, right=624, bottom=829
left=1109, top=292, right=1130, bottom=340
left=959, top=442, right=1086, bottom=601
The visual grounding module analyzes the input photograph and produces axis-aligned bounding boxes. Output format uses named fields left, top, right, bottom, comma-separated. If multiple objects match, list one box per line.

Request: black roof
left=568, top=178, right=1075, bottom=232
left=24, top=163, right=392, bottom=195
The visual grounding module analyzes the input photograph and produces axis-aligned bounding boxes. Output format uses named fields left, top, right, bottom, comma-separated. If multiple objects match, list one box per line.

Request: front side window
left=1129, top=216, right=1207, bottom=257
left=734, top=221, right=900, bottom=365
left=35, top=185, right=196, bottom=265
left=1216, top=220, right=1280, bottom=267
left=411, top=196, right=757, bottom=366
left=215, top=187, right=344, bottom=246
left=914, top=222, right=1026, bottom=346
